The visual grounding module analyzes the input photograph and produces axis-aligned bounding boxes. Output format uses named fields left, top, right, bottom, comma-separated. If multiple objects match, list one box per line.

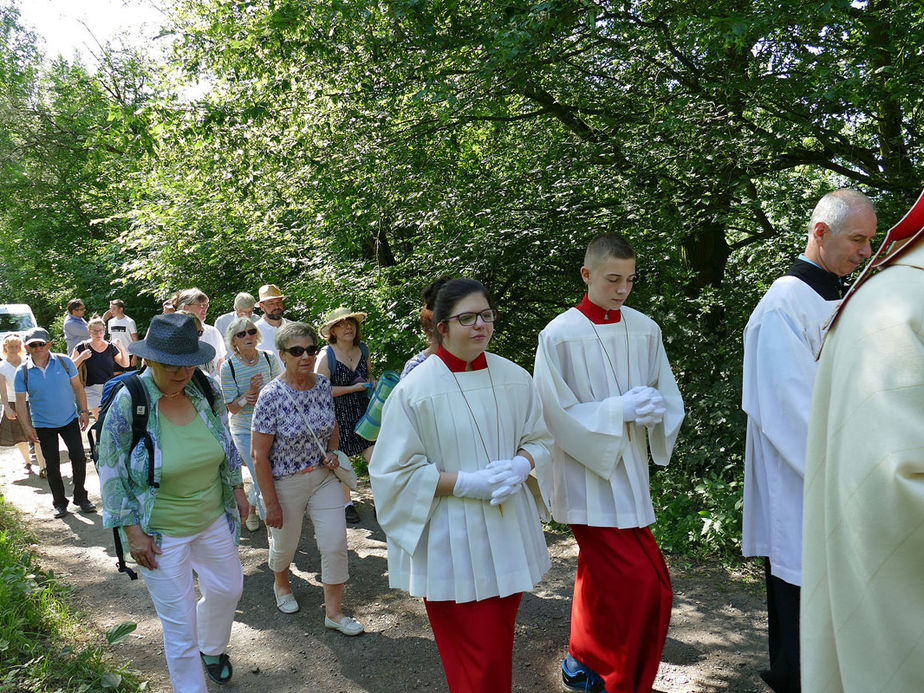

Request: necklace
left=448, top=362, right=500, bottom=465
left=160, top=389, right=184, bottom=399
left=239, top=352, right=259, bottom=365
left=586, top=314, right=631, bottom=395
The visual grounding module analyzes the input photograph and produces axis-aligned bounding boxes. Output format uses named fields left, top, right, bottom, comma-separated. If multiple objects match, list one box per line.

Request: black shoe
left=77, top=499, right=96, bottom=513
left=345, top=504, right=360, bottom=524
left=53, top=505, right=69, bottom=519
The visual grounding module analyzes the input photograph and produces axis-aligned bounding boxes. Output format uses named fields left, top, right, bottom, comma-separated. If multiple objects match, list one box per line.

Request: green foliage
left=0, top=495, right=143, bottom=692
left=4, top=0, right=924, bottom=560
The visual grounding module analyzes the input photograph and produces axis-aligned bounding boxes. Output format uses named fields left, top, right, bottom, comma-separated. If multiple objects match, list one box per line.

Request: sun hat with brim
left=319, top=307, right=367, bottom=340
left=129, top=313, right=215, bottom=366
left=258, top=284, right=286, bottom=302
left=23, top=327, right=52, bottom=345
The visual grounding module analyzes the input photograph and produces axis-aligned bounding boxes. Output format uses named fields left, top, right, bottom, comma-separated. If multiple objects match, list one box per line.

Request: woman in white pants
left=97, top=313, right=249, bottom=691
left=251, top=321, right=363, bottom=635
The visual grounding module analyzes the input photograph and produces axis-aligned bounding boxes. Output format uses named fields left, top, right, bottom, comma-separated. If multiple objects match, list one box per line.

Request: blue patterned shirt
left=251, top=375, right=336, bottom=479
left=97, top=370, right=244, bottom=547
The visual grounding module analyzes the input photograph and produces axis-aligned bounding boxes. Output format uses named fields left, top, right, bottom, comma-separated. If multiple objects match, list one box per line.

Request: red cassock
left=569, top=525, right=672, bottom=693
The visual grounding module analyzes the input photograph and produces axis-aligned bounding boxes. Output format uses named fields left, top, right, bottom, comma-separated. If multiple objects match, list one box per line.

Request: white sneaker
left=245, top=510, right=259, bottom=531
left=324, top=615, right=364, bottom=636
left=273, top=584, right=299, bottom=614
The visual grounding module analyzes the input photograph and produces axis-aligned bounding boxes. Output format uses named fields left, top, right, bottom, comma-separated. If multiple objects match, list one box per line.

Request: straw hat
left=129, top=313, right=215, bottom=366
left=257, top=284, right=286, bottom=302
left=319, top=307, right=367, bottom=340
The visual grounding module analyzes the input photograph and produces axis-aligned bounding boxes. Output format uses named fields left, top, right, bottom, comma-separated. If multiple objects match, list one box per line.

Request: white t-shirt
left=1, top=359, right=21, bottom=402
left=199, top=324, right=227, bottom=376
left=107, top=315, right=138, bottom=351
left=254, top=317, right=288, bottom=358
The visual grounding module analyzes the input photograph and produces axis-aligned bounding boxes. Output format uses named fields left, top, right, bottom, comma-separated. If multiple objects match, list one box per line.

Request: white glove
left=635, top=389, right=666, bottom=426
left=453, top=468, right=496, bottom=500
left=487, top=455, right=532, bottom=506
left=621, top=385, right=655, bottom=422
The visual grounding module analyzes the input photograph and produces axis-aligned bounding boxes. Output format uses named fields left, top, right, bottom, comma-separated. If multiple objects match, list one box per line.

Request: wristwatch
left=78, top=408, right=89, bottom=414
left=233, top=483, right=244, bottom=490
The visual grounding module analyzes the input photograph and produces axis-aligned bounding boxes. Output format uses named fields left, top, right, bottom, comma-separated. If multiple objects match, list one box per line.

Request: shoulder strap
left=228, top=358, right=236, bottom=380
left=191, top=368, right=216, bottom=412
left=23, top=362, right=27, bottom=390
left=121, top=374, right=156, bottom=488
left=264, top=351, right=272, bottom=369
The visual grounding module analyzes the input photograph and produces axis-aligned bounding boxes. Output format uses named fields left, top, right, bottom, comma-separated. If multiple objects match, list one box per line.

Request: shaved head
left=584, top=233, right=635, bottom=268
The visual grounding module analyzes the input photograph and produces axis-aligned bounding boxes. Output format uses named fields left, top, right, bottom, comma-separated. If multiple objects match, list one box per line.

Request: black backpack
left=92, top=368, right=216, bottom=580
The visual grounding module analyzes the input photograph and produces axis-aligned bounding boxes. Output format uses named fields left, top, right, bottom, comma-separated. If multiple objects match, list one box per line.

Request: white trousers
left=140, top=516, right=243, bottom=693
left=267, top=468, right=349, bottom=584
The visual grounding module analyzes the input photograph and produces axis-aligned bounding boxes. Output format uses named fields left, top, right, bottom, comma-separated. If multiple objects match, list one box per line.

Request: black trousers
left=764, top=558, right=801, bottom=693
left=35, top=418, right=89, bottom=509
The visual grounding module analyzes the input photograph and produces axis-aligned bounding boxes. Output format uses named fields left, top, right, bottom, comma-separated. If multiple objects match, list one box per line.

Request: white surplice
left=532, top=306, right=684, bottom=528
left=741, top=276, right=837, bottom=585
left=369, top=353, right=552, bottom=603
left=802, top=240, right=924, bottom=692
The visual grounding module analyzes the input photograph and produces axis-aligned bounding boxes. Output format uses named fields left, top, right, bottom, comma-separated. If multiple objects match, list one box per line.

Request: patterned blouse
left=97, top=370, right=244, bottom=547
left=251, top=375, right=336, bottom=479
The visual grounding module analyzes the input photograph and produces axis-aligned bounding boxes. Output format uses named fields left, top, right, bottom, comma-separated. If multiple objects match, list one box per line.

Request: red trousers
left=569, top=525, right=672, bottom=693
left=425, top=593, right=523, bottom=692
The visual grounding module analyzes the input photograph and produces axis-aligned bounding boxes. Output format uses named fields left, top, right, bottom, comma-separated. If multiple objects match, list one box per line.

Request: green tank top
left=148, top=409, right=225, bottom=536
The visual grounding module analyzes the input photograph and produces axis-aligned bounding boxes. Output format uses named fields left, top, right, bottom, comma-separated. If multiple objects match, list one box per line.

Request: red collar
left=576, top=294, right=621, bottom=324
left=436, top=345, right=488, bottom=372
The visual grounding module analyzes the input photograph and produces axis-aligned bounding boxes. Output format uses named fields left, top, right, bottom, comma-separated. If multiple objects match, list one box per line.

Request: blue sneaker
left=562, top=654, right=606, bottom=692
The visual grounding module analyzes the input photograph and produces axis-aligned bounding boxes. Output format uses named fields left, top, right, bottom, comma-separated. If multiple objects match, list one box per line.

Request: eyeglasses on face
left=442, top=309, right=497, bottom=327
left=282, top=345, right=318, bottom=357
left=234, top=328, right=258, bottom=339
left=161, top=363, right=197, bottom=374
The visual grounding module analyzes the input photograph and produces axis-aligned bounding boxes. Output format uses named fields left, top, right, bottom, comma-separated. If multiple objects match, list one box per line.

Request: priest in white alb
left=741, top=189, right=877, bottom=693
left=533, top=233, right=684, bottom=693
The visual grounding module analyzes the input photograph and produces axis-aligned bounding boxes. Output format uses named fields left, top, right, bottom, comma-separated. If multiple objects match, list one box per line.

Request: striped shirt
left=219, top=350, right=282, bottom=434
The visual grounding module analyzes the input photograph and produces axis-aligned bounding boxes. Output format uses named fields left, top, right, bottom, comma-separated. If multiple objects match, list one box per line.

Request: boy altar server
left=533, top=233, right=684, bottom=693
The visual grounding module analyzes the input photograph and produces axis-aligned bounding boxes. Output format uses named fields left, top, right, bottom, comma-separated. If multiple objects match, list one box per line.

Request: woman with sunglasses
left=251, top=322, right=364, bottom=635
left=369, top=278, right=552, bottom=692
left=97, top=313, right=249, bottom=690
left=220, top=317, right=282, bottom=531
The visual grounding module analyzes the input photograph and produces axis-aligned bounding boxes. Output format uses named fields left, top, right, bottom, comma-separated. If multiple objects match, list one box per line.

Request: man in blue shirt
left=15, top=327, right=95, bottom=518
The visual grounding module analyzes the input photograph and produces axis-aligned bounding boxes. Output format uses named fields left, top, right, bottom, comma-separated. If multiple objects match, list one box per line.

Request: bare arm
left=0, top=374, right=14, bottom=420
left=113, top=340, right=130, bottom=368
left=252, top=431, right=281, bottom=527
left=15, top=392, right=37, bottom=442
left=70, top=376, right=90, bottom=430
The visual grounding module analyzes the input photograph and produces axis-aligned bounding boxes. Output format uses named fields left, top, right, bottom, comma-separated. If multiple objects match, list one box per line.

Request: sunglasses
left=282, top=345, right=318, bottom=357
left=26, top=341, right=49, bottom=348
left=234, top=328, right=258, bottom=339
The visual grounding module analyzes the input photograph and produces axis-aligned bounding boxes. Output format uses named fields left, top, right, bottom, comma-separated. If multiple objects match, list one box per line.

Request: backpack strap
left=112, top=529, right=138, bottom=580
left=115, top=373, right=151, bottom=581
left=121, top=374, right=156, bottom=488
left=191, top=368, right=217, bottom=413
left=326, top=345, right=337, bottom=371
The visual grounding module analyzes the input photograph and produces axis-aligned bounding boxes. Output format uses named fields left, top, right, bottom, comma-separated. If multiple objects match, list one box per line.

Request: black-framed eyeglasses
left=442, top=309, right=497, bottom=327
left=234, top=328, right=258, bottom=339
left=282, top=345, right=318, bottom=357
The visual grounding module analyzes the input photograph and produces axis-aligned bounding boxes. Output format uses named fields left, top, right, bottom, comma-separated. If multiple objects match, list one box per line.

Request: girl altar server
left=369, top=278, right=552, bottom=692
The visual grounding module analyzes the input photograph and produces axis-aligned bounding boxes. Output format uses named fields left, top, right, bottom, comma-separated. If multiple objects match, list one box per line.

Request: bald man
left=741, top=189, right=877, bottom=693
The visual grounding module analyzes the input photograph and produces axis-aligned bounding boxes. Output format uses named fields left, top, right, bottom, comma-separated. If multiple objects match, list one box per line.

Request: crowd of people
left=1, top=188, right=922, bottom=693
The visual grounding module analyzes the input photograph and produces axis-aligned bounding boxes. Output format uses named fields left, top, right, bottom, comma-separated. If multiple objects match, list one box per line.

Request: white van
left=0, top=304, right=38, bottom=342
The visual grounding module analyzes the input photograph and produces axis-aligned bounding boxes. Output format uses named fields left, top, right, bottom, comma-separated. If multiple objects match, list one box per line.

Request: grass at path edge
left=0, top=492, right=144, bottom=692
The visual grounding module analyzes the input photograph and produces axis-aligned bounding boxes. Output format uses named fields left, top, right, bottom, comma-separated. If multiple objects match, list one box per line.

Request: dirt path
left=1, top=446, right=771, bottom=692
